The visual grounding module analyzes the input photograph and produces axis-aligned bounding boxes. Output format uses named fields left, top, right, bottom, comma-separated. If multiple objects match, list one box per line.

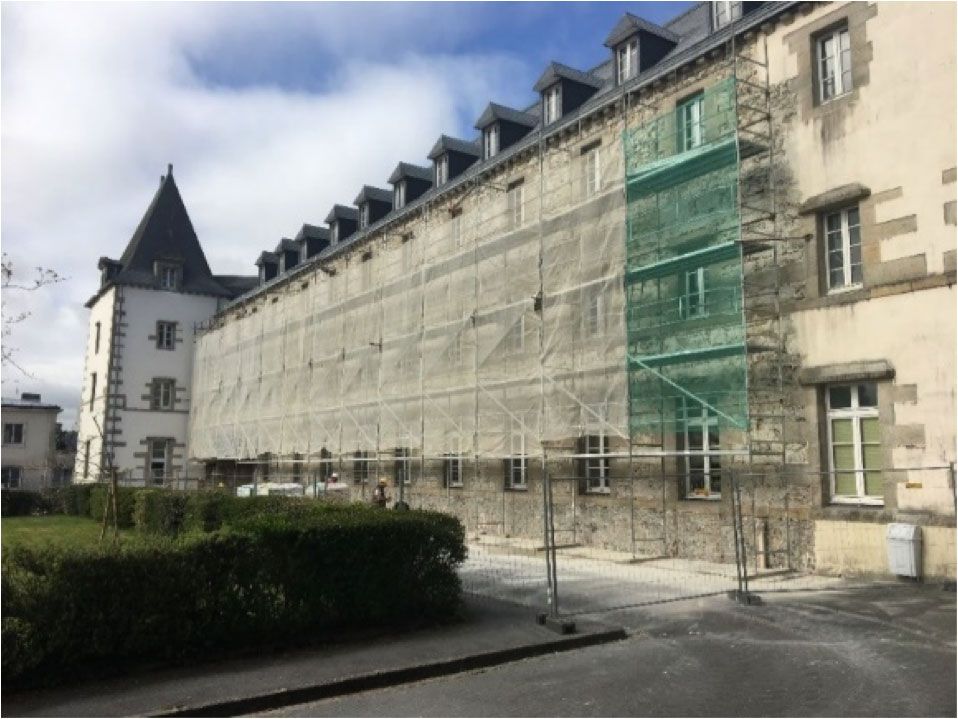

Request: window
left=435, top=155, right=449, bottom=186
left=394, top=447, right=411, bottom=486
left=156, top=263, right=180, bottom=290
left=824, top=206, right=862, bottom=291
left=483, top=123, right=499, bottom=159
left=505, top=313, right=525, bottom=354
left=156, top=321, right=176, bottom=350
left=680, top=267, right=708, bottom=319
left=450, top=213, right=462, bottom=250
left=448, top=332, right=463, bottom=365
left=508, top=182, right=524, bottom=228
left=616, top=38, right=638, bottom=84
left=317, top=447, right=333, bottom=484
left=330, top=223, right=339, bottom=244
left=506, top=427, right=527, bottom=489
left=1, top=467, right=22, bottom=489
left=677, top=94, right=704, bottom=152
left=584, top=433, right=610, bottom=492
left=443, top=445, right=463, bottom=488
left=361, top=253, right=373, bottom=290
left=585, top=285, right=604, bottom=337
left=394, top=181, right=406, bottom=210
left=83, top=439, right=91, bottom=478
left=401, top=236, right=414, bottom=273
left=94, top=321, right=101, bottom=354
left=713, top=1, right=742, bottom=29
left=360, top=203, right=370, bottom=230
left=353, top=450, right=371, bottom=484
left=543, top=84, right=561, bottom=124
left=583, top=144, right=601, bottom=198
left=827, top=383, right=882, bottom=503
left=147, top=439, right=170, bottom=484
left=817, top=25, right=852, bottom=102
left=151, top=378, right=175, bottom=410
left=677, top=398, right=721, bottom=499
left=3, top=423, right=24, bottom=446
left=89, top=372, right=97, bottom=410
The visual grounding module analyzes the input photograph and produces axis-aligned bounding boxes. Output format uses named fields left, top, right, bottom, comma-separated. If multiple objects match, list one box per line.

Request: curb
left=155, top=626, right=628, bottom=717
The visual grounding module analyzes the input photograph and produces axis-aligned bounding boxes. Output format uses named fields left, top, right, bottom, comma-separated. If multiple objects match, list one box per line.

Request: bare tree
left=1, top=252, right=66, bottom=378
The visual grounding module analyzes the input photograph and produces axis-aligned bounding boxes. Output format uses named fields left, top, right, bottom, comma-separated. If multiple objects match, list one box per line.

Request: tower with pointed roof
left=75, top=166, right=256, bottom=485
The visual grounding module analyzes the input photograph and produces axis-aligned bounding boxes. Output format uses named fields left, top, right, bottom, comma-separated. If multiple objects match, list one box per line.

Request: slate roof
left=274, top=238, right=300, bottom=254
left=324, top=205, right=359, bottom=223
left=474, top=102, right=539, bottom=130
left=427, top=135, right=482, bottom=160
left=353, top=185, right=393, bottom=206
left=604, top=12, right=680, bottom=48
left=88, top=167, right=244, bottom=305
left=294, top=224, right=329, bottom=242
left=214, top=275, right=261, bottom=295
left=533, top=62, right=604, bottom=93
left=255, top=251, right=279, bottom=266
left=387, top=162, right=433, bottom=185
left=1, top=397, right=61, bottom=411
left=224, top=2, right=798, bottom=309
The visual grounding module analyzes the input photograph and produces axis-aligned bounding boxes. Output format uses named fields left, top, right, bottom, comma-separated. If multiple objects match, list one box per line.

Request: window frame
left=394, top=446, right=412, bottom=486
left=616, top=38, right=638, bottom=85
left=677, top=398, right=722, bottom=500
left=713, top=0, right=742, bottom=29
left=823, top=205, right=862, bottom=293
left=89, top=372, right=97, bottom=411
left=3, top=423, right=24, bottom=446
left=1, top=466, right=23, bottom=489
left=353, top=450, right=371, bottom=484
left=483, top=123, right=499, bottom=159
left=443, top=438, right=464, bottom=488
left=543, top=84, right=561, bottom=125
left=359, top=203, right=370, bottom=230
left=508, top=182, right=524, bottom=228
left=155, top=262, right=181, bottom=291
left=507, top=427, right=527, bottom=490
left=83, top=439, right=91, bottom=478
left=816, top=25, right=852, bottom=103
left=156, top=320, right=176, bottom=351
left=94, top=321, right=101, bottom=354
left=151, top=378, right=175, bottom=411
left=826, top=383, right=883, bottom=505
left=394, top=181, right=406, bottom=210
left=435, top=154, right=449, bottom=186
left=680, top=266, right=708, bottom=319
left=585, top=432, right=610, bottom=493
left=147, top=438, right=171, bottom=484
left=584, top=284, right=604, bottom=338
left=677, top=93, right=705, bottom=153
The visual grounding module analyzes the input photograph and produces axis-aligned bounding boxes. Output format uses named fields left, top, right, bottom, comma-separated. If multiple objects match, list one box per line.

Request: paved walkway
left=2, top=598, right=623, bottom=718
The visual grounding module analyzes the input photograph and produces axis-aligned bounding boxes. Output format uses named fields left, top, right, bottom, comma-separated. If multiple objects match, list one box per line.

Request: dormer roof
left=388, top=162, right=433, bottom=185
left=274, top=238, right=300, bottom=254
left=604, top=12, right=680, bottom=48
left=294, top=224, right=329, bottom=243
left=474, top=102, right=538, bottom=131
left=353, top=185, right=393, bottom=206
left=533, top=62, right=604, bottom=93
left=255, top=251, right=279, bottom=267
left=324, top=205, right=359, bottom=224
left=427, top=135, right=482, bottom=161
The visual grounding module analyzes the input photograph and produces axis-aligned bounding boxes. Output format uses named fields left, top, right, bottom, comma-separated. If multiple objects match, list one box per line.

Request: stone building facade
left=184, top=2, right=956, bottom=579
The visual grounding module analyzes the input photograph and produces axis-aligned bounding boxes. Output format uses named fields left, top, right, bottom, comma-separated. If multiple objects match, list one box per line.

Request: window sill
left=829, top=497, right=884, bottom=507
left=585, top=488, right=611, bottom=496
left=683, top=494, right=722, bottom=502
left=506, top=485, right=528, bottom=492
left=826, top=283, right=863, bottom=296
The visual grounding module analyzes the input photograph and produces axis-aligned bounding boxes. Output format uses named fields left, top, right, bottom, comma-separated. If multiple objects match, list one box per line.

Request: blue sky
left=1, top=1, right=693, bottom=424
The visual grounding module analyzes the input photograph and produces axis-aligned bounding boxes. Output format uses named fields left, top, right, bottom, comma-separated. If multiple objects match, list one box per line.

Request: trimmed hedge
left=41, top=484, right=94, bottom=517
left=89, top=485, right=137, bottom=529
left=2, top=509, right=465, bottom=687
left=1, top=491, right=46, bottom=517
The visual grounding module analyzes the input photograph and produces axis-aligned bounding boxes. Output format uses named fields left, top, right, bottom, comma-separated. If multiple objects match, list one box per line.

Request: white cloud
left=1, top=2, right=533, bottom=427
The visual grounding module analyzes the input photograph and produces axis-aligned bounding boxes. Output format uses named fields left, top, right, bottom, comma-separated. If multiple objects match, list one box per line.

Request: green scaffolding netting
left=623, top=76, right=748, bottom=440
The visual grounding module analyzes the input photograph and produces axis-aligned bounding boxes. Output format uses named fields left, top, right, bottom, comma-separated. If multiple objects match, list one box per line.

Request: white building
left=74, top=166, right=255, bottom=485
left=1, top=393, right=66, bottom=491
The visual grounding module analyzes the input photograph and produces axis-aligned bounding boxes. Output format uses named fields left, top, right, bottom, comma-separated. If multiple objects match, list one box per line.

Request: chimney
left=21, top=392, right=41, bottom=403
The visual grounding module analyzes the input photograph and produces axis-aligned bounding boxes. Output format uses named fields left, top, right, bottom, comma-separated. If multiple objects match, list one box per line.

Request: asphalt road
left=260, top=584, right=957, bottom=717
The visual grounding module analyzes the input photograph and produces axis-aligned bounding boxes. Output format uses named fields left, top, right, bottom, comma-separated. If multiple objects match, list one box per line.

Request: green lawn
left=2, top=515, right=132, bottom=551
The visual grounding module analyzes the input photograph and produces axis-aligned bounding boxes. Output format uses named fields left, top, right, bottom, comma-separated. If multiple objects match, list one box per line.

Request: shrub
left=42, top=484, right=95, bottom=517
left=1, top=509, right=466, bottom=688
left=1, top=490, right=47, bottom=517
left=133, top=491, right=188, bottom=535
left=89, top=485, right=137, bottom=528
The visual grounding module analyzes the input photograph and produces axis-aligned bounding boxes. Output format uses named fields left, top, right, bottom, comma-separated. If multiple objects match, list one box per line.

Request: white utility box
left=886, top=523, right=922, bottom=578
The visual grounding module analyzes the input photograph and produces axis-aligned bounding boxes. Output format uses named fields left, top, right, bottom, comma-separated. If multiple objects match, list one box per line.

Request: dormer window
left=330, top=223, right=339, bottom=244
left=359, top=204, right=370, bottom=229
left=483, top=123, right=499, bottom=159
left=155, top=262, right=181, bottom=290
left=435, top=155, right=449, bottom=186
left=713, top=1, right=742, bottom=29
left=616, top=38, right=638, bottom=84
left=543, top=85, right=561, bottom=125
left=395, top=181, right=407, bottom=209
